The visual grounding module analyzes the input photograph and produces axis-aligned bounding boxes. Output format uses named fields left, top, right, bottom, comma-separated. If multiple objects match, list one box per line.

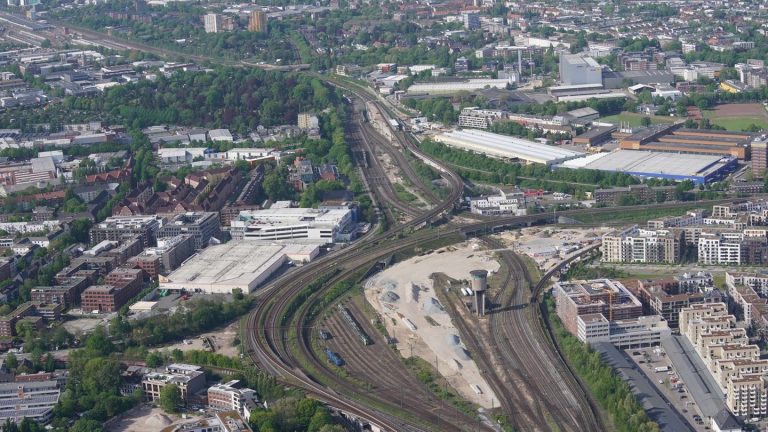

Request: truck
left=654, top=366, right=669, bottom=373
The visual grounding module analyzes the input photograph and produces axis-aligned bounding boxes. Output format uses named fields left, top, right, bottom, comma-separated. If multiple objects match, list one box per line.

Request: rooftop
left=560, top=150, right=730, bottom=179
left=434, top=129, right=583, bottom=165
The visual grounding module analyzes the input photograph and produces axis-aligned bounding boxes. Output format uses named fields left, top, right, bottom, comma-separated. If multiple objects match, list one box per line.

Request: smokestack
left=518, top=49, right=522, bottom=78
left=471, top=270, right=488, bottom=316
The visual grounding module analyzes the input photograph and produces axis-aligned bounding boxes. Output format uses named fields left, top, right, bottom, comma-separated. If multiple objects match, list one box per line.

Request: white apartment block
left=230, top=208, right=353, bottom=243
left=698, top=233, right=744, bottom=265
left=680, top=303, right=768, bottom=419
left=601, top=226, right=680, bottom=264
left=457, top=107, right=505, bottom=130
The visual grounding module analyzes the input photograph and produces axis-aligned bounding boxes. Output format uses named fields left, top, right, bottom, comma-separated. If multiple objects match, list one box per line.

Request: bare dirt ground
left=364, top=241, right=500, bottom=408
left=711, top=102, right=767, bottom=118
left=106, top=404, right=183, bottom=432
left=494, top=227, right=610, bottom=270
left=153, top=320, right=240, bottom=357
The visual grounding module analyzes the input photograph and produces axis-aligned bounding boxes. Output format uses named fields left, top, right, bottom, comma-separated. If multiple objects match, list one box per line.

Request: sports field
left=703, top=103, right=768, bottom=131
left=599, top=111, right=675, bottom=127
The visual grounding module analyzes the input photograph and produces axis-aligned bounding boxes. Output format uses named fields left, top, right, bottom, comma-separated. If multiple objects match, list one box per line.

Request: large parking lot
left=626, top=346, right=709, bottom=431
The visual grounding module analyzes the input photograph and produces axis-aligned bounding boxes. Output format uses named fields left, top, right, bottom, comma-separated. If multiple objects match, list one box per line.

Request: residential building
left=204, top=14, right=222, bottom=33
left=647, top=210, right=705, bottom=229
left=132, top=235, right=194, bottom=276
left=463, top=12, right=479, bottom=30
left=601, top=226, right=681, bottom=264
left=457, top=107, right=505, bottom=130
left=157, top=212, right=220, bottom=250
left=634, top=274, right=720, bottom=328
left=0, top=302, right=59, bottom=337
left=680, top=303, right=768, bottom=419
left=297, top=113, right=319, bottom=130
left=80, top=268, right=146, bottom=313
left=89, top=216, right=162, bottom=248
left=753, top=135, right=768, bottom=178
left=248, top=10, right=267, bottom=32
left=593, top=184, right=676, bottom=206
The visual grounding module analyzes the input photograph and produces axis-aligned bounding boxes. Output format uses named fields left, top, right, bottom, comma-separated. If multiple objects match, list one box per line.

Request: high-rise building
left=752, top=136, right=768, bottom=178
left=204, top=13, right=222, bottom=33
left=463, top=12, right=480, bottom=30
left=248, top=10, right=268, bottom=32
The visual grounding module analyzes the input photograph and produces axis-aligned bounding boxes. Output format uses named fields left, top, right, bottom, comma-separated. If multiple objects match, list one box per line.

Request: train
left=325, top=348, right=345, bottom=366
left=338, top=305, right=372, bottom=346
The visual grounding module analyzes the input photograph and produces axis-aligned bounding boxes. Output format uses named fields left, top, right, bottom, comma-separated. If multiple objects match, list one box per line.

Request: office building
left=576, top=314, right=670, bottom=348
left=601, top=226, right=681, bottom=264
left=457, top=107, right=505, bottom=130
left=80, top=268, right=146, bottom=313
left=208, top=380, right=258, bottom=419
left=559, top=54, right=602, bottom=86
left=142, top=364, right=206, bottom=404
left=553, top=279, right=643, bottom=336
left=0, top=380, right=60, bottom=424
left=230, top=208, right=353, bottom=243
left=0, top=302, right=57, bottom=337
left=248, top=10, right=267, bottom=32
left=157, top=212, right=220, bottom=250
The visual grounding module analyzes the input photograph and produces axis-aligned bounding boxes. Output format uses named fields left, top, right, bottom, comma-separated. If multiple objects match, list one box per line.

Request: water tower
left=470, top=270, right=488, bottom=316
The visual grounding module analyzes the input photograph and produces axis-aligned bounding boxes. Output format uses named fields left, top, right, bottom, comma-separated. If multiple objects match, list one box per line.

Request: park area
left=702, top=103, right=768, bottom=131
left=600, top=111, right=674, bottom=127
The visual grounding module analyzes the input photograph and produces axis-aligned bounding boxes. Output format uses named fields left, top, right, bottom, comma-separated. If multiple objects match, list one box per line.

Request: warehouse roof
left=434, top=129, right=583, bottom=165
left=561, top=150, right=728, bottom=178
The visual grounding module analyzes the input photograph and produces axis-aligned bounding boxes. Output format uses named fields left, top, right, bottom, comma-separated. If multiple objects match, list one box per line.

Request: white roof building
left=434, top=129, right=583, bottom=165
left=208, top=129, right=233, bottom=142
left=159, top=241, right=320, bottom=294
left=230, top=208, right=353, bottom=243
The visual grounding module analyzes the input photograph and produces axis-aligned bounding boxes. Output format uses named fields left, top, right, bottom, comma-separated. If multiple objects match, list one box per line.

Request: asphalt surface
left=662, top=335, right=727, bottom=419
left=595, top=342, right=695, bottom=432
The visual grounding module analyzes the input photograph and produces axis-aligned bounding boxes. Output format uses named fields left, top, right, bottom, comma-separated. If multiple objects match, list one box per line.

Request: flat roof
left=434, top=129, right=583, bottom=165
left=561, top=150, right=729, bottom=178
left=160, top=241, right=319, bottom=293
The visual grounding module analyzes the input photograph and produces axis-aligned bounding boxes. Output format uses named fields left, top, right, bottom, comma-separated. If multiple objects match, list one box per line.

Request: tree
left=70, top=419, right=105, bottom=432
left=159, top=384, right=182, bottom=413
left=83, top=357, right=121, bottom=396
left=640, top=116, right=652, bottom=127
left=5, top=352, right=17, bottom=371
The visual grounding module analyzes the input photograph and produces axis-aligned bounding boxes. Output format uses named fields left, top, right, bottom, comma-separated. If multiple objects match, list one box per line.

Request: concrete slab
left=661, top=335, right=726, bottom=420
left=595, top=342, right=694, bottom=432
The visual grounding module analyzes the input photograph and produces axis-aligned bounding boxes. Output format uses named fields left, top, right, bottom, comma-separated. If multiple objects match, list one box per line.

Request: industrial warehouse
left=159, top=241, right=319, bottom=294
left=619, top=123, right=752, bottom=160
left=559, top=150, right=737, bottom=184
left=434, top=129, right=583, bottom=165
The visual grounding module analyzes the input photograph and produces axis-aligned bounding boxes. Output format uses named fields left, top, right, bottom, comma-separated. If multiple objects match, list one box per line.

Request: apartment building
left=156, top=212, right=220, bottom=250
left=699, top=233, right=768, bottom=265
left=647, top=210, right=704, bottom=229
left=680, top=303, right=768, bottom=419
left=89, top=216, right=162, bottom=248
left=469, top=190, right=527, bottom=216
left=633, top=274, right=720, bottom=328
left=457, top=107, right=505, bottom=130
left=601, top=226, right=681, bottom=264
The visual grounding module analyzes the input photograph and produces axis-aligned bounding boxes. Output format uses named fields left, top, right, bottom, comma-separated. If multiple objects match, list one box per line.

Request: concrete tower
left=471, top=270, right=488, bottom=316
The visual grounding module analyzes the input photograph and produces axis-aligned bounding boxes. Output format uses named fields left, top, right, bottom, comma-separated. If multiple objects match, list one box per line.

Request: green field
left=599, top=111, right=675, bottom=127
left=701, top=112, right=768, bottom=131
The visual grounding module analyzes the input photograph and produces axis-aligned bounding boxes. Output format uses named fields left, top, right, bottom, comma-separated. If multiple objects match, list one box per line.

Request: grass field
left=599, top=111, right=675, bottom=127
left=701, top=114, right=768, bottom=131
left=702, top=103, right=768, bottom=131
